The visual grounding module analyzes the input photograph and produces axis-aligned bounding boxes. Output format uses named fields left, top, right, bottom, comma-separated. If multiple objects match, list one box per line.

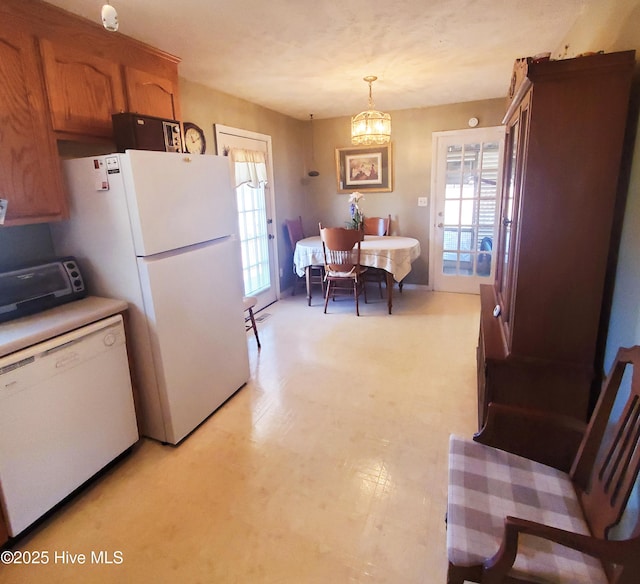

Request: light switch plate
left=418, top=197, right=428, bottom=207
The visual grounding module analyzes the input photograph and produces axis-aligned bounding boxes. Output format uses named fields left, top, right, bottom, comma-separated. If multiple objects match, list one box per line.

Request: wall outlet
left=418, top=197, right=428, bottom=207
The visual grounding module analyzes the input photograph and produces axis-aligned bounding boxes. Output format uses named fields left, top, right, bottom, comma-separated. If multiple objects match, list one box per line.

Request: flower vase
left=348, top=193, right=366, bottom=238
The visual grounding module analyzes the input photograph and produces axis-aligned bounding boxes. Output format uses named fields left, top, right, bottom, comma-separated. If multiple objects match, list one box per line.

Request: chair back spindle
left=572, top=346, right=640, bottom=539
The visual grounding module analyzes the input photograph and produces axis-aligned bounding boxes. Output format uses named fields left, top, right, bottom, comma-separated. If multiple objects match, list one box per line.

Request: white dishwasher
left=0, top=314, right=138, bottom=537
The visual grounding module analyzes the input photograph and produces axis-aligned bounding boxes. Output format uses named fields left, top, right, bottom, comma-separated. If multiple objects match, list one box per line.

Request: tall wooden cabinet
left=477, top=51, right=635, bottom=429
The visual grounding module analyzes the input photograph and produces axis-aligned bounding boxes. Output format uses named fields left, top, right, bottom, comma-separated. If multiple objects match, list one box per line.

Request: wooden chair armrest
left=474, top=402, right=586, bottom=472
left=482, top=516, right=640, bottom=584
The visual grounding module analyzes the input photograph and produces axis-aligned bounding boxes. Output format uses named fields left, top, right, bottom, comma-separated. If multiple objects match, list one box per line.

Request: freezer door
left=137, top=238, right=250, bottom=444
left=120, top=151, right=238, bottom=256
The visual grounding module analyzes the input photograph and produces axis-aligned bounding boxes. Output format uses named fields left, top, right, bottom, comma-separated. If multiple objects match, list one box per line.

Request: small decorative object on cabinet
left=477, top=50, right=635, bottom=431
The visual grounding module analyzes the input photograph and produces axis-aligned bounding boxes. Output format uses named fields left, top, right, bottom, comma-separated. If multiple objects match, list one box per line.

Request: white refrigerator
left=51, top=150, right=250, bottom=445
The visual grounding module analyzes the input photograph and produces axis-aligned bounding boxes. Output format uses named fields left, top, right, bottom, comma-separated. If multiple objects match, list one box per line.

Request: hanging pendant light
left=351, top=76, right=391, bottom=146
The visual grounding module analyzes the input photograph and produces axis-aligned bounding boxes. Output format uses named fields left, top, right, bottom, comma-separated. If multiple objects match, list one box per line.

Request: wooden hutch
left=477, top=50, right=636, bottom=429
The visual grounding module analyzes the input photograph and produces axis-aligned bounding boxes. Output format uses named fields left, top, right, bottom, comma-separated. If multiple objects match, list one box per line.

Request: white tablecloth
left=294, top=235, right=421, bottom=282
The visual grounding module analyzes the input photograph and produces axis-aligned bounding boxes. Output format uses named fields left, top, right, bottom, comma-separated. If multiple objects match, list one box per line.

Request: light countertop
left=0, top=296, right=128, bottom=358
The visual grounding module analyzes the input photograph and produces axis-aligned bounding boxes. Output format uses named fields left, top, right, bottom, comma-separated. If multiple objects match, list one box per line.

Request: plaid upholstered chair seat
left=447, top=436, right=607, bottom=583
left=446, top=345, right=640, bottom=584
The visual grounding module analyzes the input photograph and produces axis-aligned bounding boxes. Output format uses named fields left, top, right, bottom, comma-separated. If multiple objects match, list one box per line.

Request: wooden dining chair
left=242, top=296, right=261, bottom=348
left=319, top=224, right=367, bottom=316
left=446, top=345, right=640, bottom=584
left=363, top=214, right=391, bottom=236
left=363, top=214, right=391, bottom=298
left=284, top=216, right=324, bottom=301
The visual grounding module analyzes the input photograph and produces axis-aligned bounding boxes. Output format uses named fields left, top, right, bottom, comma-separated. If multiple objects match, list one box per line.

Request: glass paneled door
left=214, top=125, right=278, bottom=310
left=431, top=127, right=504, bottom=294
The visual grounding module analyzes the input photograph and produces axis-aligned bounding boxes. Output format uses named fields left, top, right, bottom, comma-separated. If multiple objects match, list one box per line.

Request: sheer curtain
left=229, top=148, right=267, bottom=188
left=228, top=148, right=270, bottom=296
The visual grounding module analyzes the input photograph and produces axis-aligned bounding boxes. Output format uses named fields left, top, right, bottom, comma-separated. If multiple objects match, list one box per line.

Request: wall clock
left=183, top=122, right=206, bottom=154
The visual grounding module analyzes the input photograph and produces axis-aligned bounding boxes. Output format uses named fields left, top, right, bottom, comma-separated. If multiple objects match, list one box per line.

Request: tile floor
left=1, top=288, right=480, bottom=583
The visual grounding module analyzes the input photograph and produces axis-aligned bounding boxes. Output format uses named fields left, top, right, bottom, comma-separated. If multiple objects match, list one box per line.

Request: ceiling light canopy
left=101, top=2, right=119, bottom=32
left=351, top=76, right=391, bottom=146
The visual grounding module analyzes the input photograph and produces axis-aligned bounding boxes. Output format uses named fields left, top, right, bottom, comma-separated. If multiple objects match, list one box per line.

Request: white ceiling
left=44, top=0, right=595, bottom=120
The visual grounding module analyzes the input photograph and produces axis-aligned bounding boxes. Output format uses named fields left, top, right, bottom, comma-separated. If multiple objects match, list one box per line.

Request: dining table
left=293, top=235, right=421, bottom=314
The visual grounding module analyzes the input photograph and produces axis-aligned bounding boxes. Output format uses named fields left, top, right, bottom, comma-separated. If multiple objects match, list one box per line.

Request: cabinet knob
left=502, top=218, right=513, bottom=227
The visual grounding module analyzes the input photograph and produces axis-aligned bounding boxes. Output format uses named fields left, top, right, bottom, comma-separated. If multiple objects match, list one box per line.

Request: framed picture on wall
left=335, top=144, right=393, bottom=193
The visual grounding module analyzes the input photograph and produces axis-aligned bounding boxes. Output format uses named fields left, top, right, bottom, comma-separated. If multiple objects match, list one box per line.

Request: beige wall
left=174, top=0, right=640, bottom=300
left=308, top=100, right=505, bottom=284
left=179, top=77, right=505, bottom=288
left=179, top=78, right=309, bottom=291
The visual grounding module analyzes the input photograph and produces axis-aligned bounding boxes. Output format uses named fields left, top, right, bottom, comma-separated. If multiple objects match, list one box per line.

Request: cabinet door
left=495, top=97, right=529, bottom=341
left=124, top=66, right=179, bottom=120
left=0, top=26, right=67, bottom=224
left=40, top=39, right=126, bottom=138
left=496, top=117, right=518, bottom=323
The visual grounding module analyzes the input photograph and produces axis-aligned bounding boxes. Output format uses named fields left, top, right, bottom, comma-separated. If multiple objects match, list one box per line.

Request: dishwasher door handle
left=55, top=352, right=81, bottom=369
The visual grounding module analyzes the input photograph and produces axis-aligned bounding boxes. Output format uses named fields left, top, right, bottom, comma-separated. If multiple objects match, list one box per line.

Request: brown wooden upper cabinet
left=124, top=66, right=179, bottom=121
left=40, top=39, right=127, bottom=138
left=40, top=45, right=180, bottom=139
left=0, top=24, right=68, bottom=224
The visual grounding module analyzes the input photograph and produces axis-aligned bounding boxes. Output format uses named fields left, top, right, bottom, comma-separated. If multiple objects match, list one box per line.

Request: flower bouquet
left=347, top=191, right=365, bottom=231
